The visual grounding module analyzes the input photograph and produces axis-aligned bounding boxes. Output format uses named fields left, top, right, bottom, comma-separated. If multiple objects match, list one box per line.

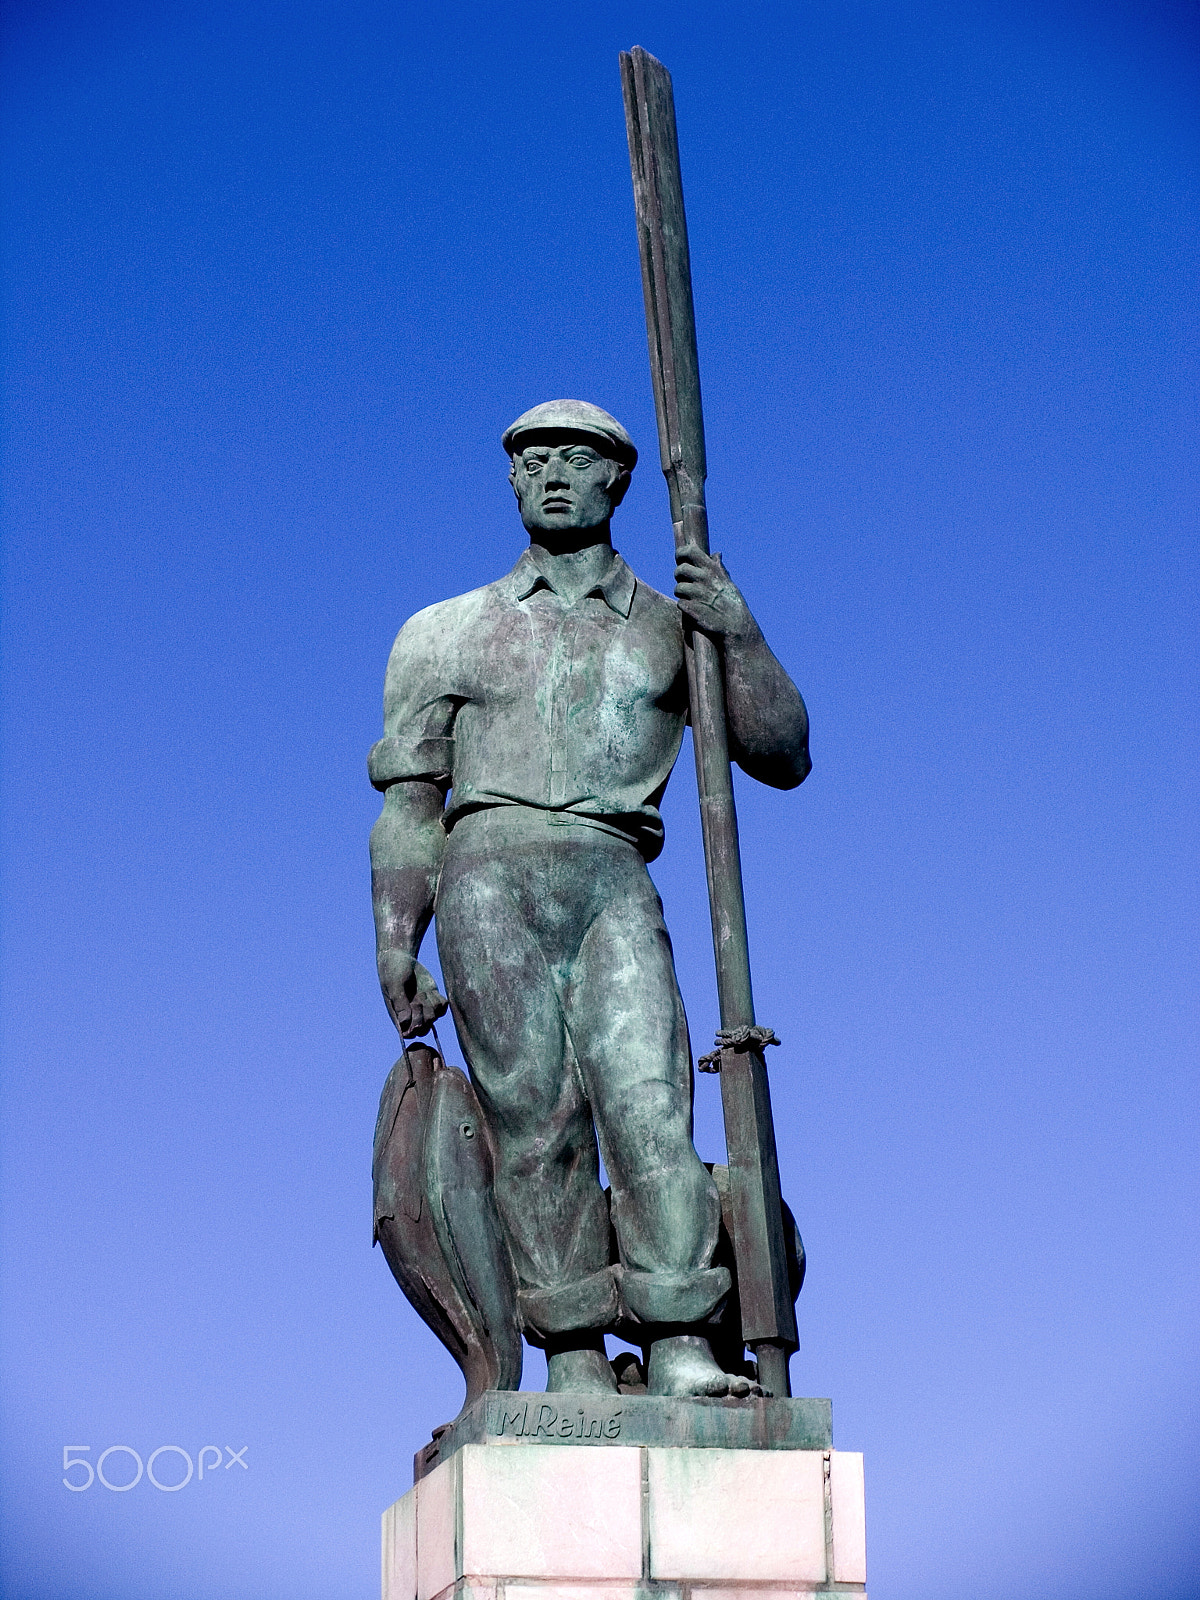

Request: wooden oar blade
left=620, top=47, right=707, bottom=506
left=619, top=45, right=798, bottom=1394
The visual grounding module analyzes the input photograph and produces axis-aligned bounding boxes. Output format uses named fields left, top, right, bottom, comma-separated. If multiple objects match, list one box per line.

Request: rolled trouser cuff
left=615, top=1264, right=732, bottom=1327
left=519, top=1268, right=619, bottom=1343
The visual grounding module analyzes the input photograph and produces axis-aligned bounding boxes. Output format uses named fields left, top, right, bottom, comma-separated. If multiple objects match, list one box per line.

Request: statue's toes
left=725, top=1372, right=752, bottom=1398
left=653, top=1360, right=728, bottom=1397
left=698, top=1370, right=731, bottom=1397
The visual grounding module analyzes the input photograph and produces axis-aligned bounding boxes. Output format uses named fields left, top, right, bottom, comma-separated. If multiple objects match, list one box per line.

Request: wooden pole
left=620, top=46, right=797, bottom=1397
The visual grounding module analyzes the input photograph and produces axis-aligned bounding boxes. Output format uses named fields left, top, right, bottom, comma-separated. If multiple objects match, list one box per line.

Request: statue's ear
left=608, top=467, right=633, bottom=510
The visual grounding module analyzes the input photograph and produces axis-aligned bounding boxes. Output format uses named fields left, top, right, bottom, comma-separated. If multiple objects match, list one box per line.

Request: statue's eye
left=459, top=1121, right=475, bottom=1140
left=570, top=456, right=593, bottom=468
left=524, top=460, right=542, bottom=473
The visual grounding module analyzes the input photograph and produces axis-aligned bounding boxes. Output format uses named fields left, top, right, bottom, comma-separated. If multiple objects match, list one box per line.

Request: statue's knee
left=606, top=1077, right=684, bottom=1142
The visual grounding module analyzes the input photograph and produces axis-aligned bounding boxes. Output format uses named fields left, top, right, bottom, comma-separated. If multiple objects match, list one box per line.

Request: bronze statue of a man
left=369, top=399, right=809, bottom=1398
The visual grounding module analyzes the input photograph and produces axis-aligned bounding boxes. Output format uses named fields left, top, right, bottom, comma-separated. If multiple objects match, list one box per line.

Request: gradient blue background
left=2, top=3, right=1197, bottom=1597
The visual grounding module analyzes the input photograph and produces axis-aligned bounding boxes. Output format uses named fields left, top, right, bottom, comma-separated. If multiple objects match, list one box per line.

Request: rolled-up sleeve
left=368, top=605, right=460, bottom=792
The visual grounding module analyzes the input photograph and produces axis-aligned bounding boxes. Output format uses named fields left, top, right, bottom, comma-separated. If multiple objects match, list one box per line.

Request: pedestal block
left=382, top=1434, right=867, bottom=1600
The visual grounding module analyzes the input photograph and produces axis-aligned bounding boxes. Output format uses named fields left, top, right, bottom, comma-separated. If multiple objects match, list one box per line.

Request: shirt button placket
left=549, top=609, right=580, bottom=810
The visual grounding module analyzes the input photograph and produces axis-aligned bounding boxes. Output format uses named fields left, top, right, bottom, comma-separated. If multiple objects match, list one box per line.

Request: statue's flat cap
left=503, top=400, right=638, bottom=469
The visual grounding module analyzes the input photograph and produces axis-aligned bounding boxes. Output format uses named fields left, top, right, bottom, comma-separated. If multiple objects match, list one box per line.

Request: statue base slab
left=382, top=1439, right=866, bottom=1600
left=413, top=1393, right=833, bottom=1482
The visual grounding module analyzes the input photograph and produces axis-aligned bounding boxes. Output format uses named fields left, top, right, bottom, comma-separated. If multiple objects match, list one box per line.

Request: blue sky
left=2, top=2, right=1197, bottom=1597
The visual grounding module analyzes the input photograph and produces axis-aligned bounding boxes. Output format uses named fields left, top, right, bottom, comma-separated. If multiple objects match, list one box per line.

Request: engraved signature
left=495, top=1401, right=621, bottom=1440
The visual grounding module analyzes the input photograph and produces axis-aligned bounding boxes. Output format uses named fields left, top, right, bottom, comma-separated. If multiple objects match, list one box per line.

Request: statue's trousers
left=435, top=805, right=729, bottom=1340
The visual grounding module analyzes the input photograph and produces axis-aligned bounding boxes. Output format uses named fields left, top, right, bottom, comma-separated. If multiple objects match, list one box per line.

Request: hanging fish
left=372, top=1044, right=522, bottom=1422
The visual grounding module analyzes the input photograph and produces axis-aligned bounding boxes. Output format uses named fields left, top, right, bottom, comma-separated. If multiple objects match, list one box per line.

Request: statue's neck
left=528, top=531, right=615, bottom=605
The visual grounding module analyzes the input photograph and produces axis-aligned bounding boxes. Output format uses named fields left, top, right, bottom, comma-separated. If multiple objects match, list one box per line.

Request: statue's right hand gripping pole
left=620, top=46, right=798, bottom=1398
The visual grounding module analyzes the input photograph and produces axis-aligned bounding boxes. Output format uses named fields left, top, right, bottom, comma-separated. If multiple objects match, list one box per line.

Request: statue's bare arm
left=674, top=543, right=811, bottom=789
left=370, top=778, right=450, bottom=1038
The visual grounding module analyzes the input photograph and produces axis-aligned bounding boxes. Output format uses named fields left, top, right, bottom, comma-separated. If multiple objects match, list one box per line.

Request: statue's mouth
left=542, top=497, right=572, bottom=513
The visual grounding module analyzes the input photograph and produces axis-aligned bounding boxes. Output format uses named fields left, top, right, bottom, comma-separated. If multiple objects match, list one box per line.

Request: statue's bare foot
left=546, top=1345, right=620, bottom=1395
left=647, top=1334, right=741, bottom=1398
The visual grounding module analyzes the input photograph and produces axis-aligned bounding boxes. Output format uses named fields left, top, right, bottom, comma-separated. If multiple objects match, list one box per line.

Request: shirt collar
left=508, top=546, right=636, bottom=619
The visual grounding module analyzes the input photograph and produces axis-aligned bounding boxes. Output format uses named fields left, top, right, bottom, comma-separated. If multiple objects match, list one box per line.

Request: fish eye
left=460, top=1121, right=475, bottom=1139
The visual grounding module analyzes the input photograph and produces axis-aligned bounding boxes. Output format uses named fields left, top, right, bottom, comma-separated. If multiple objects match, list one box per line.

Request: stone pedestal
left=382, top=1396, right=866, bottom=1600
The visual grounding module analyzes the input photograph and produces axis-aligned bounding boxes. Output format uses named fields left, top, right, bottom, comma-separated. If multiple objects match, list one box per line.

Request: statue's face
left=511, top=435, right=625, bottom=534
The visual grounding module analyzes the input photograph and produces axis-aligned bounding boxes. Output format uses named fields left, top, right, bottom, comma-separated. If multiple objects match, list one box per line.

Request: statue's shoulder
left=390, top=576, right=507, bottom=647
left=626, top=568, right=684, bottom=635
left=632, top=574, right=679, bottom=610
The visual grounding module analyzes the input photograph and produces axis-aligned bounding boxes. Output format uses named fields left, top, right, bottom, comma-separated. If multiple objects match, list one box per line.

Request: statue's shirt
left=369, top=548, right=688, bottom=860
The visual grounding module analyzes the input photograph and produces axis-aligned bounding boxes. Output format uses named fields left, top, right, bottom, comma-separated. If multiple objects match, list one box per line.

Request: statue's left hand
left=674, top=543, right=759, bottom=641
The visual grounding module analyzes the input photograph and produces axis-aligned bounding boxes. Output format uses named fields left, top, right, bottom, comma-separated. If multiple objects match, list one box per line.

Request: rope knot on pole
left=697, top=1026, right=781, bottom=1073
